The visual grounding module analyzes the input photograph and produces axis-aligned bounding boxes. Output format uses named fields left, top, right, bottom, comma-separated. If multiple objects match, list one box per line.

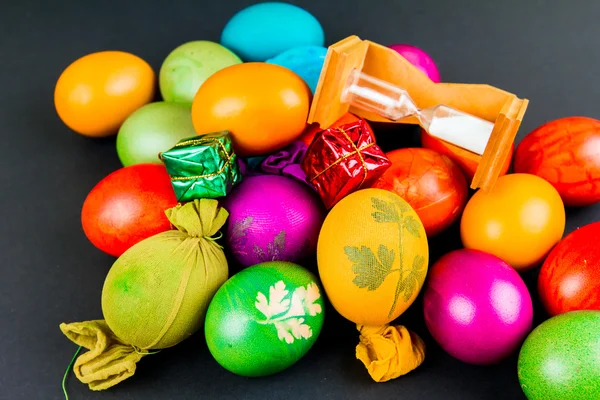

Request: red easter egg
left=421, top=128, right=513, bottom=181
left=81, top=164, right=177, bottom=257
left=538, top=221, right=600, bottom=316
left=514, top=116, right=600, bottom=206
left=299, top=112, right=374, bottom=147
left=370, top=148, right=468, bottom=237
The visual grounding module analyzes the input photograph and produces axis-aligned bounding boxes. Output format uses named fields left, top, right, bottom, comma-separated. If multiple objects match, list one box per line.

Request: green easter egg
left=205, top=261, right=325, bottom=377
left=518, top=310, right=600, bottom=400
left=159, top=40, right=242, bottom=105
left=116, top=101, right=196, bottom=166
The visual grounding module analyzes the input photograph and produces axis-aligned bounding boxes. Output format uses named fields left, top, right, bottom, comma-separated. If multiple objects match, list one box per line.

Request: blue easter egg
left=221, top=2, right=325, bottom=62
left=267, top=46, right=327, bottom=94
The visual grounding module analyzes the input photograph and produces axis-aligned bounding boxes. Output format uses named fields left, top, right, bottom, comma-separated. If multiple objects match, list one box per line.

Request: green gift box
left=160, top=131, right=242, bottom=202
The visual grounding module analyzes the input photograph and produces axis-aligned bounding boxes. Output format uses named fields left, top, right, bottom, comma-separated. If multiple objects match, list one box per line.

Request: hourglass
left=308, top=36, right=529, bottom=191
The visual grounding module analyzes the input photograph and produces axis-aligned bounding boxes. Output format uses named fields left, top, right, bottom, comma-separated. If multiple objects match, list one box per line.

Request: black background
left=2, top=0, right=600, bottom=399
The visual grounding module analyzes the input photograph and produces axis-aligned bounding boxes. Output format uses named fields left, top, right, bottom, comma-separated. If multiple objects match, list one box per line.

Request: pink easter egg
left=389, top=43, right=441, bottom=83
left=223, top=174, right=326, bottom=267
left=423, top=249, right=533, bottom=365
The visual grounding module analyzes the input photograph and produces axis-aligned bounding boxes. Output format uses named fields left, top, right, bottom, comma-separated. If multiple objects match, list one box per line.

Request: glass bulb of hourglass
left=341, top=69, right=495, bottom=156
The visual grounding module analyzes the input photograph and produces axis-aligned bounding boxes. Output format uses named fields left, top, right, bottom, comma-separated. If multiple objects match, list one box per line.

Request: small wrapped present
left=301, top=119, right=391, bottom=208
left=160, top=131, right=242, bottom=202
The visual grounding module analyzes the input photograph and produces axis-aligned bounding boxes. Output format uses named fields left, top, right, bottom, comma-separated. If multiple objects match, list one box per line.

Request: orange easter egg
left=461, top=173, right=565, bottom=271
left=54, top=51, right=155, bottom=137
left=191, top=62, right=311, bottom=157
left=317, top=188, right=429, bottom=326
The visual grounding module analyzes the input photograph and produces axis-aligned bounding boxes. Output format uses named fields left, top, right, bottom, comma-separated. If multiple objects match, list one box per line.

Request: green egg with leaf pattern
left=204, top=261, right=325, bottom=377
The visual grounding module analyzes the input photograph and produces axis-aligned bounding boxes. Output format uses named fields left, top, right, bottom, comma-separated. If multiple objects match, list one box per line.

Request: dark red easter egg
left=421, top=127, right=513, bottom=181
left=370, top=148, right=468, bottom=237
left=538, top=221, right=600, bottom=315
left=81, top=164, right=177, bottom=257
left=514, top=116, right=600, bottom=206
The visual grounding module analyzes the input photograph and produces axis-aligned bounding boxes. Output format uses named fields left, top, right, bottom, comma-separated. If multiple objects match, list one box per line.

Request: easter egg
left=461, top=173, right=565, bottom=271
left=389, top=44, right=441, bottom=83
left=81, top=164, right=177, bottom=257
left=192, top=62, right=311, bottom=157
left=116, top=102, right=196, bottom=166
left=159, top=41, right=242, bottom=105
left=299, top=113, right=374, bottom=147
left=221, top=2, right=325, bottom=62
left=205, top=261, right=325, bottom=377
left=423, top=249, right=533, bottom=365
left=370, top=148, right=468, bottom=237
left=514, top=116, right=600, bottom=206
left=538, top=221, right=600, bottom=316
left=223, top=175, right=325, bottom=267
left=421, top=128, right=514, bottom=180
left=54, top=51, right=155, bottom=137
left=317, top=188, right=429, bottom=326
left=518, top=310, right=600, bottom=400
left=267, top=45, right=327, bottom=94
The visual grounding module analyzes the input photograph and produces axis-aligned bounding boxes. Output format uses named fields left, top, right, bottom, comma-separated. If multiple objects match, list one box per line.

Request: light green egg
left=159, top=40, right=242, bottom=105
left=116, top=101, right=196, bottom=166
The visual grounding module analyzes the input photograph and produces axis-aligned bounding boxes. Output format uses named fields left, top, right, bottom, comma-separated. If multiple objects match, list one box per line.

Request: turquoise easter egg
left=205, top=261, right=325, bottom=377
left=518, top=310, right=600, bottom=400
left=159, top=41, right=241, bottom=105
left=116, top=102, right=196, bottom=166
left=267, top=45, right=327, bottom=94
left=221, top=2, right=325, bottom=62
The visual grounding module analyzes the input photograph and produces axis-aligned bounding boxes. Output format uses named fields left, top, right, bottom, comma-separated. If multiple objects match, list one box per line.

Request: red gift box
left=301, top=119, right=391, bottom=209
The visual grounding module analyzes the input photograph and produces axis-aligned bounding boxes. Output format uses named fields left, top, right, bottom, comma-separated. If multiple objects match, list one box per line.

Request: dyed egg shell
left=299, top=113, right=374, bottom=147
left=223, top=175, right=325, bottom=267
left=205, top=261, right=325, bottom=377
left=518, top=310, right=600, bottom=400
left=514, top=116, right=600, bottom=206
left=159, top=41, right=241, bottom=105
left=191, top=63, right=310, bottom=157
left=317, top=188, right=428, bottom=326
left=370, top=148, right=468, bottom=237
left=221, top=2, right=325, bottom=62
left=421, top=128, right=514, bottom=180
left=424, top=249, right=533, bottom=365
left=54, top=51, right=155, bottom=137
left=389, top=44, right=441, bottom=83
left=461, top=173, right=565, bottom=271
left=267, top=45, right=327, bottom=94
left=81, top=164, right=177, bottom=257
left=538, top=221, right=600, bottom=316
left=116, top=102, right=196, bottom=166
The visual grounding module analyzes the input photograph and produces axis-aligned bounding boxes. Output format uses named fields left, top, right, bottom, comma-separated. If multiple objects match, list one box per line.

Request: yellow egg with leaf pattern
left=317, top=188, right=429, bottom=326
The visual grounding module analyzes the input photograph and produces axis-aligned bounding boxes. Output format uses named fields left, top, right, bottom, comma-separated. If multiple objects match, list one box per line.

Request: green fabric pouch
left=61, top=199, right=229, bottom=390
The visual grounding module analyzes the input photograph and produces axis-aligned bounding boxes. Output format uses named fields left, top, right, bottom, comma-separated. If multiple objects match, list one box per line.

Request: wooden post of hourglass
left=308, top=35, right=529, bottom=192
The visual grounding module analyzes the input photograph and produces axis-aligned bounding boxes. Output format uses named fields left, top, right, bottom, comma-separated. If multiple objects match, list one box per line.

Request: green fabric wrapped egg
left=60, top=199, right=229, bottom=391
left=205, top=261, right=325, bottom=377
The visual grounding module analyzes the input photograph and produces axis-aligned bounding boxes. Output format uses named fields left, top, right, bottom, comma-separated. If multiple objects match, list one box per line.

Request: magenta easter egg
left=423, top=249, right=533, bottom=365
left=223, top=174, right=326, bottom=267
left=389, top=44, right=441, bottom=82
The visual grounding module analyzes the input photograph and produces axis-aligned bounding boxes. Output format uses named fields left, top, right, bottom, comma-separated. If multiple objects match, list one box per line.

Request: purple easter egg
left=423, top=249, right=533, bottom=365
left=223, top=174, right=325, bottom=267
left=389, top=44, right=441, bottom=83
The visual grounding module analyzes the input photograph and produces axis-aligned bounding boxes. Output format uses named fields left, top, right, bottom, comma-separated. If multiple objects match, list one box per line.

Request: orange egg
left=460, top=173, right=565, bottom=271
left=191, top=62, right=310, bottom=157
left=54, top=51, right=155, bottom=137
